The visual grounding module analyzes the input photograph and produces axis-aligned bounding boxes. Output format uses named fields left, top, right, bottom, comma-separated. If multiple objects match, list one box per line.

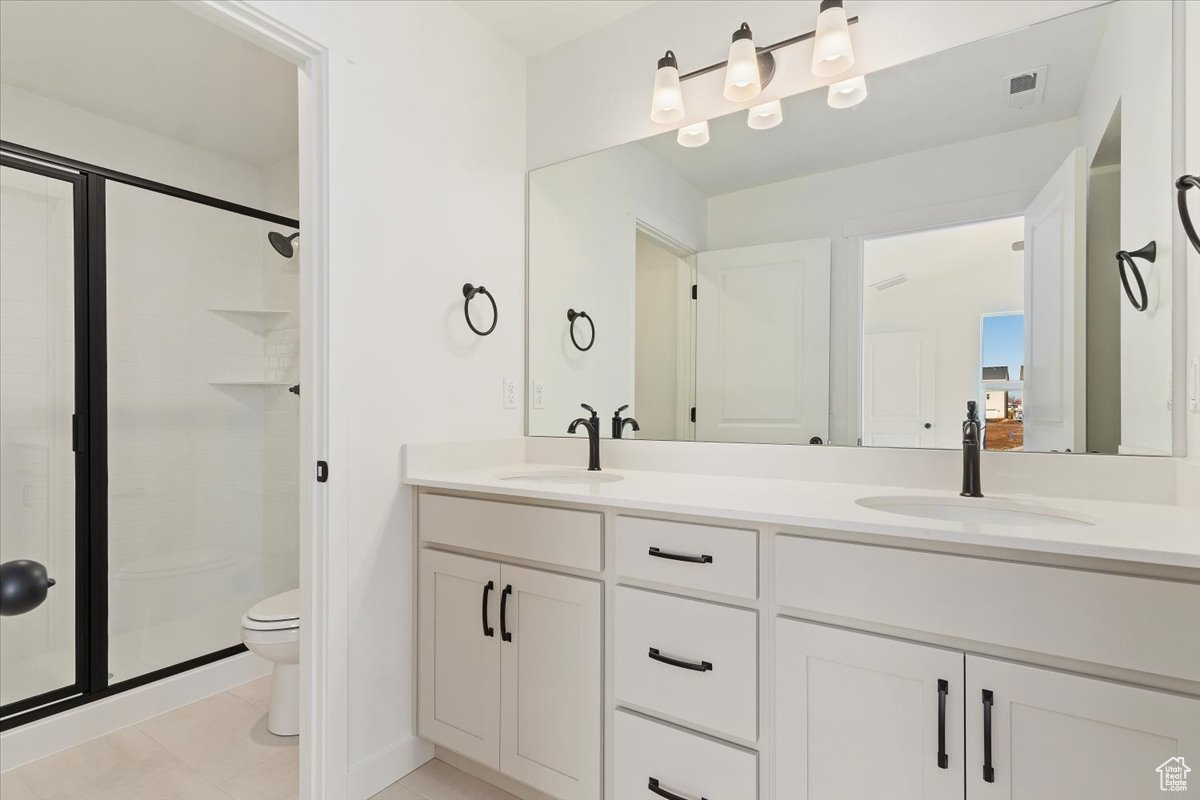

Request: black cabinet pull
left=500, top=584, right=513, bottom=642
left=648, top=778, right=707, bottom=800
left=937, top=679, right=949, bottom=769
left=481, top=581, right=494, bottom=637
left=648, top=647, right=712, bottom=672
left=982, top=689, right=995, bottom=783
left=648, top=546, right=713, bottom=564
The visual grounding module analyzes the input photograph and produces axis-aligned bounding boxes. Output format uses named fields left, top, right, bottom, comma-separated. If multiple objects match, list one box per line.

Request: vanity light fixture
left=747, top=99, right=783, bottom=130
left=812, top=0, right=855, bottom=77
left=827, top=74, right=868, bottom=108
left=650, top=50, right=685, bottom=123
left=723, top=23, right=762, bottom=101
left=677, top=120, right=710, bottom=148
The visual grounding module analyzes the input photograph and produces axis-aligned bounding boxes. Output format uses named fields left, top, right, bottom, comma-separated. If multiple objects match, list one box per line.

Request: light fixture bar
left=676, top=15, right=859, bottom=82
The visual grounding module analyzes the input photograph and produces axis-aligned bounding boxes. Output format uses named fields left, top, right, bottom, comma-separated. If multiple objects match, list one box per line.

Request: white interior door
left=418, top=550, right=501, bottom=769
left=499, top=564, right=602, bottom=800
left=966, top=655, right=1200, bottom=799
left=695, top=238, right=830, bottom=443
left=1023, top=147, right=1086, bottom=453
left=862, top=330, right=937, bottom=447
left=776, top=619, right=966, bottom=800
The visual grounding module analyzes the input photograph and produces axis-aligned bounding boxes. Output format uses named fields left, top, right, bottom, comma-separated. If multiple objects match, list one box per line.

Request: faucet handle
left=615, top=404, right=629, bottom=415
left=580, top=403, right=596, bottom=417
left=966, top=400, right=978, bottom=420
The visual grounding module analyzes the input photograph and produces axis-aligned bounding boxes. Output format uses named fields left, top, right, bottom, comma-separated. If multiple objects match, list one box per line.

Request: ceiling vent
left=870, top=274, right=908, bottom=292
left=1006, top=66, right=1047, bottom=110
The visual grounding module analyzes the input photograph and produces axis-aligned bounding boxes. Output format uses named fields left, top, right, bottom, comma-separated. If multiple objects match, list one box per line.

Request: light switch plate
left=502, top=377, right=517, bottom=409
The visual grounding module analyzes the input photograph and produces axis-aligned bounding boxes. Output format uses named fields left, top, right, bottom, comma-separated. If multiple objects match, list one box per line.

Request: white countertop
left=404, top=461, right=1200, bottom=570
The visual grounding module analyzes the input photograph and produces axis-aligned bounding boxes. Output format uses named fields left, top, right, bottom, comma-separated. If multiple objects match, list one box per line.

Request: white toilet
left=242, top=589, right=300, bottom=736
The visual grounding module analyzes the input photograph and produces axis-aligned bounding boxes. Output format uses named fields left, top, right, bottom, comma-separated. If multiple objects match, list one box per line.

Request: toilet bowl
left=242, top=589, right=300, bottom=736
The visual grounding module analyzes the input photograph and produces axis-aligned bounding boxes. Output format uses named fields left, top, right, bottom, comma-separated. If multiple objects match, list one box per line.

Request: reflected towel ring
left=567, top=309, right=595, bottom=351
left=1115, top=241, right=1154, bottom=313
left=1178, top=175, right=1200, bottom=254
left=462, top=283, right=497, bottom=336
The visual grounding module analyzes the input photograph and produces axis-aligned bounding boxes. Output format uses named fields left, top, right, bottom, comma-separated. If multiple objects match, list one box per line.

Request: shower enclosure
left=0, top=142, right=300, bottom=728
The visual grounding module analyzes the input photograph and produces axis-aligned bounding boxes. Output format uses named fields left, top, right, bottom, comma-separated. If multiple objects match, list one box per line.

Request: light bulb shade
left=812, top=0, right=854, bottom=77
left=827, top=74, right=868, bottom=108
left=650, top=51, right=685, bottom=124
left=723, top=23, right=762, bottom=102
left=747, top=99, right=783, bottom=130
left=677, top=120, right=710, bottom=148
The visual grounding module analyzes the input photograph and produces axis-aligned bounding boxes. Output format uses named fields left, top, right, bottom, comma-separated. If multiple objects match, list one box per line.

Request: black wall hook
left=462, top=283, right=497, bottom=336
left=1115, top=241, right=1154, bottom=312
left=1178, top=175, right=1200, bottom=254
left=567, top=309, right=595, bottom=351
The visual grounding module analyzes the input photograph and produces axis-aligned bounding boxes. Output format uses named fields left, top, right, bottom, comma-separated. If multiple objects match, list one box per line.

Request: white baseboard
left=0, top=651, right=271, bottom=772
left=348, top=735, right=434, bottom=799
left=434, top=746, right=556, bottom=800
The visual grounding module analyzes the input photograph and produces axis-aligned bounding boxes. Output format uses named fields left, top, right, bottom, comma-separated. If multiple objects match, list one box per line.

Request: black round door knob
left=924, top=423, right=933, bottom=429
left=0, top=560, right=56, bottom=616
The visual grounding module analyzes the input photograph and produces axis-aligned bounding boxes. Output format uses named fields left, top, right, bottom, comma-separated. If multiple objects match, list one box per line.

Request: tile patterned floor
left=0, top=676, right=515, bottom=800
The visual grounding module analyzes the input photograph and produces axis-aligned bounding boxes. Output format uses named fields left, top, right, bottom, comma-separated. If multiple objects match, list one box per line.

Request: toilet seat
left=242, top=588, right=300, bottom=631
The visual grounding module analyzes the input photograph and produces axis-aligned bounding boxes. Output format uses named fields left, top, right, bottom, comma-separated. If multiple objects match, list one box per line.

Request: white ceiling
left=0, top=0, right=297, bottom=168
left=457, top=0, right=656, bottom=56
left=639, top=4, right=1112, bottom=197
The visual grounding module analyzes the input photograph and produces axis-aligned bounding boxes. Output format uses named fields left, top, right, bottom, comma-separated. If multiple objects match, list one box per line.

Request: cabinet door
left=966, top=655, right=1200, bottom=799
left=418, top=550, right=502, bottom=769
left=776, top=619, right=965, bottom=800
left=499, top=564, right=602, bottom=800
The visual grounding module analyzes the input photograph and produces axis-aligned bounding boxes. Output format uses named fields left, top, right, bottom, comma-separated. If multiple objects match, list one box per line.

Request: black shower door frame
left=0, top=141, right=299, bottom=730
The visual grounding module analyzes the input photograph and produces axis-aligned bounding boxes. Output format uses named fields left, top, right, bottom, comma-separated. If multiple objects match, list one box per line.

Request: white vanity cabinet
left=775, top=619, right=965, bottom=800
left=418, top=548, right=602, bottom=800
left=965, top=655, right=1200, bottom=800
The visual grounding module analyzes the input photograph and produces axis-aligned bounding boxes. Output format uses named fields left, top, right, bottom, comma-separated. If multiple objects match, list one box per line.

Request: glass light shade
left=747, top=99, right=783, bottom=130
left=827, top=74, right=868, bottom=108
left=723, top=29, right=762, bottom=101
left=650, top=64, right=685, bottom=124
left=677, top=120, right=710, bottom=148
left=812, top=1, right=854, bottom=77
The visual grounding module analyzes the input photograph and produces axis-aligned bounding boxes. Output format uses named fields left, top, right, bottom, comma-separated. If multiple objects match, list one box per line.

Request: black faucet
left=612, top=405, right=640, bottom=439
left=568, top=404, right=602, bottom=471
left=961, top=400, right=983, bottom=498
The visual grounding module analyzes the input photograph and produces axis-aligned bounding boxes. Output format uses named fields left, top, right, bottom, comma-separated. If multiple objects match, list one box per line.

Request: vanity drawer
left=775, top=534, right=1200, bottom=681
left=614, top=710, right=757, bottom=800
left=615, top=586, right=757, bottom=741
left=616, top=516, right=757, bottom=599
left=419, top=493, right=602, bottom=571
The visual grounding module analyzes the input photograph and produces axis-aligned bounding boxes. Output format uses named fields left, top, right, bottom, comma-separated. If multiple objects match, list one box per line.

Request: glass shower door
left=0, top=161, right=84, bottom=712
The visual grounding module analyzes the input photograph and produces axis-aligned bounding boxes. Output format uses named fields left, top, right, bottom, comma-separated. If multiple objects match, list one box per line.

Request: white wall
left=1077, top=0, right=1175, bottom=455
left=528, top=143, right=704, bottom=435
left=634, top=234, right=682, bottom=440
left=240, top=2, right=527, bottom=795
left=862, top=218, right=1025, bottom=449
left=526, top=0, right=1107, bottom=168
left=707, top=118, right=1080, bottom=445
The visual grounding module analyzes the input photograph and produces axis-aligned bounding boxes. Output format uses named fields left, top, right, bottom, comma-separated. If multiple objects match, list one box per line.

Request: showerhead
left=269, top=231, right=299, bottom=258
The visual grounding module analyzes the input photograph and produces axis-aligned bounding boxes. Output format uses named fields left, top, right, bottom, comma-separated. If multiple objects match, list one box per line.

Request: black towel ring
left=1178, top=175, right=1200, bottom=254
left=567, top=309, right=595, bottom=351
left=1115, top=241, right=1154, bottom=313
left=462, top=283, right=497, bottom=336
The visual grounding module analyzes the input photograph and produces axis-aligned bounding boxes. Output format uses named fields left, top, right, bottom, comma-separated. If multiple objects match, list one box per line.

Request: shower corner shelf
left=208, top=380, right=291, bottom=386
left=206, top=307, right=291, bottom=316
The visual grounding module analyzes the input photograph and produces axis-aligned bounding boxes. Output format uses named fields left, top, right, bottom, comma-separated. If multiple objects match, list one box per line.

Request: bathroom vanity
left=407, top=451, right=1200, bottom=800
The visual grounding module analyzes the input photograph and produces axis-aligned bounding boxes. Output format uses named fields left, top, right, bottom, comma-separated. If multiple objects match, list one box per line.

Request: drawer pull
left=937, top=679, right=948, bottom=769
left=648, top=546, right=713, bottom=564
left=648, top=647, right=712, bottom=672
left=500, top=584, right=513, bottom=642
left=481, top=580, right=494, bottom=637
left=981, top=689, right=995, bottom=783
left=648, top=777, right=708, bottom=800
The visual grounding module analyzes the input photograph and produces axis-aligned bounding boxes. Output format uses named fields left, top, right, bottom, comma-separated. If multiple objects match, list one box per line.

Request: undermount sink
left=856, top=495, right=1093, bottom=527
left=499, top=469, right=624, bottom=485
